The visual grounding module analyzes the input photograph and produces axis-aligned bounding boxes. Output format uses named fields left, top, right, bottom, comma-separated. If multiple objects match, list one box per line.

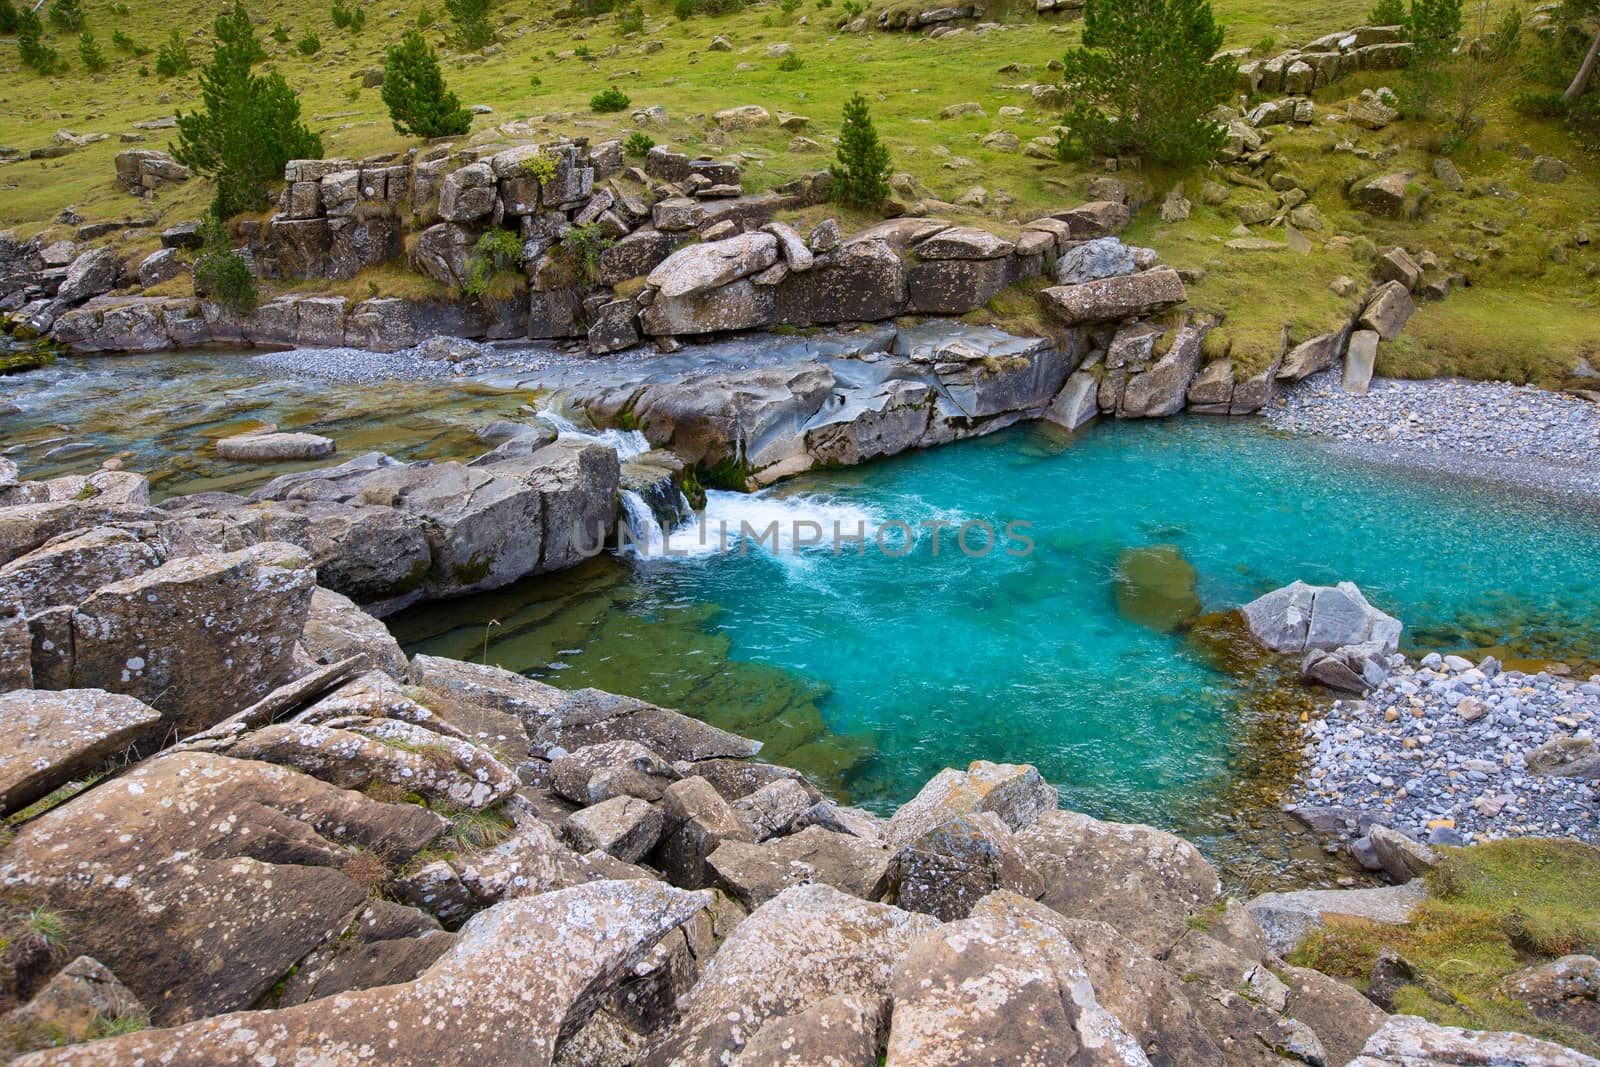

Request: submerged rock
left=1114, top=544, right=1201, bottom=633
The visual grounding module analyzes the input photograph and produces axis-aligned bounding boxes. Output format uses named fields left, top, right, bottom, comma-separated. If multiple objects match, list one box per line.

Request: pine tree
left=1402, top=0, right=1463, bottom=117
left=382, top=28, right=471, bottom=138
left=444, top=0, right=494, bottom=50
left=830, top=92, right=891, bottom=209
left=173, top=5, right=322, bottom=219
left=47, top=0, right=84, bottom=32
left=17, top=7, right=62, bottom=74
left=78, top=29, right=107, bottom=71
left=1058, top=0, right=1235, bottom=164
left=0, top=0, right=21, bottom=36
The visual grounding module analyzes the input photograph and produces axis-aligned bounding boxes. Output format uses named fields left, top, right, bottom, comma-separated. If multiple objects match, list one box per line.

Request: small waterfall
left=618, top=490, right=667, bottom=558
left=535, top=409, right=651, bottom=461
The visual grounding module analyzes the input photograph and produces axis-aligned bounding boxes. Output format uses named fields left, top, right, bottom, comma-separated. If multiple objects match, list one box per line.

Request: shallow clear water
left=0, top=353, right=535, bottom=499
left=395, top=417, right=1600, bottom=836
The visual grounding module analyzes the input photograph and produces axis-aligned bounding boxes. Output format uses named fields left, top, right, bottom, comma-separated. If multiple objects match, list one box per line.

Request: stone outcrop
left=0, top=689, right=162, bottom=813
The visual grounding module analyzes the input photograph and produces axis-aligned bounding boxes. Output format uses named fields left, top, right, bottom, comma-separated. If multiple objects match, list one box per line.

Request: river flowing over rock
left=0, top=454, right=1596, bottom=1065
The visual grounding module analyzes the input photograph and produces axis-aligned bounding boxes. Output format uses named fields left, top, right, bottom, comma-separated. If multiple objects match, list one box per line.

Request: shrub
left=517, top=151, right=556, bottom=182
left=623, top=131, right=655, bottom=156
left=297, top=30, right=321, bottom=54
left=111, top=29, right=147, bottom=54
left=574, top=43, right=590, bottom=55
left=382, top=28, right=472, bottom=137
left=1369, top=0, right=1406, bottom=26
left=780, top=0, right=801, bottom=14
left=564, top=222, right=614, bottom=284
left=47, top=0, right=84, bottom=32
left=1444, top=1, right=1521, bottom=147
left=193, top=221, right=259, bottom=315
left=464, top=228, right=525, bottom=298
left=615, top=0, right=644, bottom=33
left=1058, top=0, right=1235, bottom=164
left=674, top=0, right=693, bottom=17
left=0, top=0, right=19, bottom=35
left=445, top=0, right=495, bottom=50
left=78, top=30, right=106, bottom=71
left=590, top=84, right=631, bottom=111
left=173, top=5, right=322, bottom=219
left=776, top=51, right=803, bottom=70
left=830, top=91, right=891, bottom=208
left=1515, top=88, right=1569, bottom=117
left=416, top=7, right=436, bottom=29
left=331, top=0, right=366, bottom=32
left=702, top=0, right=746, bottom=12
left=270, top=23, right=289, bottom=43
left=841, top=0, right=864, bottom=17
left=154, top=28, right=191, bottom=76
left=17, top=8, right=62, bottom=74
left=529, top=73, right=542, bottom=90
left=816, top=0, right=833, bottom=8
left=1252, top=34, right=1274, bottom=53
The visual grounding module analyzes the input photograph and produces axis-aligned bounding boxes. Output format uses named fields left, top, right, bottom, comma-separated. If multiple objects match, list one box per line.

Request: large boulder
left=890, top=812, right=1043, bottom=922
left=707, top=825, right=892, bottom=908
left=0, top=525, right=164, bottom=617
left=1054, top=236, right=1137, bottom=284
left=1501, top=956, right=1600, bottom=1039
left=0, top=752, right=446, bottom=1024
left=0, top=689, right=162, bottom=814
left=15, top=880, right=712, bottom=1067
left=647, top=233, right=779, bottom=298
left=68, top=542, right=316, bottom=735
left=300, top=586, right=409, bottom=676
left=56, top=246, right=119, bottom=305
left=643, top=883, right=938, bottom=1066
left=884, top=903, right=1145, bottom=1067
left=1037, top=269, right=1187, bottom=326
left=1359, top=280, right=1415, bottom=340
left=1246, top=881, right=1427, bottom=957
left=1240, top=580, right=1402, bottom=655
left=1119, top=323, right=1206, bottom=418
left=1015, top=809, right=1221, bottom=954
left=775, top=238, right=907, bottom=324
left=1114, top=544, right=1201, bottom=633
left=884, top=760, right=1058, bottom=852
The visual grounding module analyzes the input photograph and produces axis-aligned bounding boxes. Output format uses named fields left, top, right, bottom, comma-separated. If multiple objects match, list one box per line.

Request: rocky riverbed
left=1265, top=369, right=1600, bottom=504
left=1289, top=653, right=1600, bottom=849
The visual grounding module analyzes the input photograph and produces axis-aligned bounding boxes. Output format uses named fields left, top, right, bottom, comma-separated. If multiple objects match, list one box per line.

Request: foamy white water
left=535, top=409, right=652, bottom=461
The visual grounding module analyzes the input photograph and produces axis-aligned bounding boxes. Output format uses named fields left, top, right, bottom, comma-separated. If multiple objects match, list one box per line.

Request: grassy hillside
left=1, top=0, right=1597, bottom=384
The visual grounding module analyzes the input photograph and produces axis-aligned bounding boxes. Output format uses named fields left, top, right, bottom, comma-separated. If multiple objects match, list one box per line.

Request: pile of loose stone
left=5, top=460, right=1599, bottom=1064
left=1289, top=653, right=1600, bottom=849
left=1266, top=370, right=1600, bottom=468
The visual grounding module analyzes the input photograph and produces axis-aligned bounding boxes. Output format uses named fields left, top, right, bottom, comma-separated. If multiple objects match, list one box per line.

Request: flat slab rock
left=216, top=430, right=336, bottom=462
left=0, top=688, right=163, bottom=815
left=1247, top=880, right=1427, bottom=957
left=1349, top=1014, right=1600, bottom=1066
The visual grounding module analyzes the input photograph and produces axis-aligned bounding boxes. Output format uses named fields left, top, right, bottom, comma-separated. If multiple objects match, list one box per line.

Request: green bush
left=194, top=221, right=259, bottom=315
left=623, top=131, right=655, bottom=156
left=830, top=91, right=891, bottom=208
left=47, top=0, right=84, bottom=32
left=0, top=0, right=20, bottom=35
left=590, top=85, right=631, bottom=111
left=616, top=1, right=644, bottom=33
left=564, top=222, right=614, bottom=284
left=518, top=151, right=557, bottom=182
left=464, top=228, right=525, bottom=298
left=173, top=5, right=322, bottom=219
left=1058, top=0, right=1235, bottom=165
left=674, top=0, right=693, bottom=17
left=78, top=30, right=106, bottom=71
left=445, top=0, right=495, bottom=49
left=297, top=30, right=321, bottom=54
left=383, top=28, right=472, bottom=138
left=111, top=29, right=147, bottom=54
left=331, top=0, right=366, bottom=32
left=841, top=0, right=864, bottom=17
left=776, top=51, right=803, bottom=70
left=270, top=23, right=289, bottom=43
left=1514, top=89, right=1569, bottom=117
left=1369, top=0, right=1406, bottom=26
left=780, top=0, right=801, bottom=14
left=17, top=8, right=63, bottom=74
left=154, top=28, right=191, bottom=76
left=416, top=7, right=436, bottom=29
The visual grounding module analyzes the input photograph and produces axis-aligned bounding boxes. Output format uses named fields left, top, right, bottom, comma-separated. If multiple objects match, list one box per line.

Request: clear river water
left=6, top=352, right=1598, bottom=881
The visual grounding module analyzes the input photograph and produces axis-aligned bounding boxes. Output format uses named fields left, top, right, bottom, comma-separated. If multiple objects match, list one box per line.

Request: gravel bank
left=1289, top=654, right=1599, bottom=849
left=1265, top=370, right=1600, bottom=505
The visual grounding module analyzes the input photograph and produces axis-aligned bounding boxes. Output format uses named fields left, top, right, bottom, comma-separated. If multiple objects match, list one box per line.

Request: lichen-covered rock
left=731, top=993, right=887, bottom=1067
left=274, top=901, right=452, bottom=1007
left=563, top=795, right=666, bottom=862
left=643, top=883, right=938, bottom=1066
left=0, top=689, right=163, bottom=814
left=891, top=813, right=1043, bottom=922
left=884, top=904, right=1147, bottom=1067
left=1349, top=1014, right=1599, bottom=1067
left=69, top=542, right=315, bottom=735
left=0, top=752, right=445, bottom=1023
left=707, top=826, right=892, bottom=908
left=300, top=586, right=408, bottom=677
left=8, top=956, right=146, bottom=1047
left=14, top=880, right=712, bottom=1067
left=0, top=525, right=164, bottom=618
left=732, top=778, right=815, bottom=841
left=1016, top=809, right=1222, bottom=954
left=647, top=233, right=779, bottom=298
left=657, top=775, right=755, bottom=889
left=885, top=760, right=1058, bottom=852
left=552, top=739, right=680, bottom=804
left=1038, top=269, right=1187, bottom=326
left=1500, top=955, right=1599, bottom=1039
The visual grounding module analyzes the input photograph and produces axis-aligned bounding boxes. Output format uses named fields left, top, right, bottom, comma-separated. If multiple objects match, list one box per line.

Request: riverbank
left=1264, top=368, right=1600, bottom=507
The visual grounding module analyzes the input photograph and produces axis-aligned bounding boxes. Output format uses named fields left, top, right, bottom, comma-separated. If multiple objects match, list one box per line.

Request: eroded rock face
left=0, top=752, right=445, bottom=1023
left=644, top=884, right=938, bottom=1066
left=14, top=880, right=712, bottom=1067
left=0, top=689, right=163, bottom=814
